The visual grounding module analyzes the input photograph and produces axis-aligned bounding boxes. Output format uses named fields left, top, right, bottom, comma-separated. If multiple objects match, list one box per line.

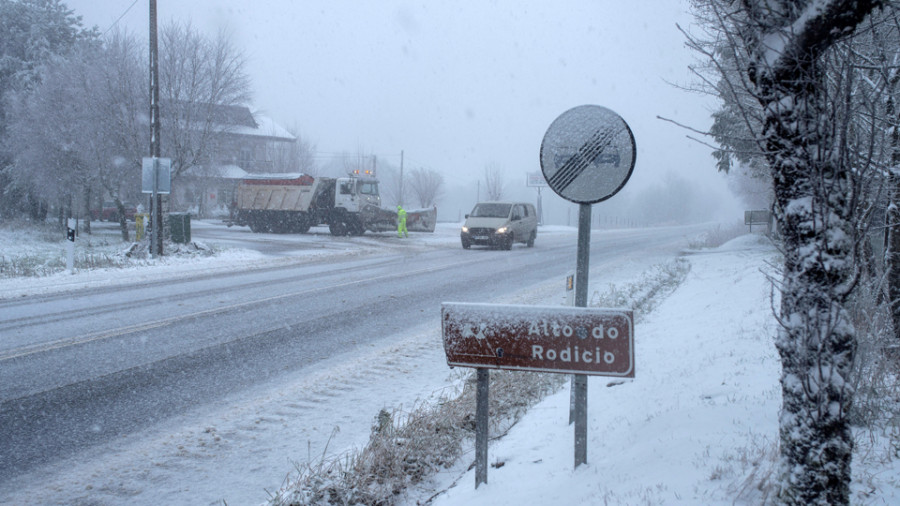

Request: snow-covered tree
left=5, top=30, right=145, bottom=240
left=84, top=30, right=146, bottom=240
left=270, top=124, right=317, bottom=175
left=0, top=0, right=96, bottom=219
left=158, top=22, right=252, bottom=184
left=690, top=1, right=881, bottom=503
left=407, top=167, right=444, bottom=208
left=483, top=162, right=506, bottom=201
left=851, top=8, right=900, bottom=340
left=5, top=44, right=97, bottom=227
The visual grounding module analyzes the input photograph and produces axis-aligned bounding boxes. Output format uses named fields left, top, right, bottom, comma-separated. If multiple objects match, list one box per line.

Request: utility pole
left=399, top=150, right=404, bottom=207
left=149, top=0, right=163, bottom=256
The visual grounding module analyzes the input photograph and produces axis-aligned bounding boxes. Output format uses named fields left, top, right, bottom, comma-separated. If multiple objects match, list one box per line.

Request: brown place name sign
left=442, top=303, right=634, bottom=377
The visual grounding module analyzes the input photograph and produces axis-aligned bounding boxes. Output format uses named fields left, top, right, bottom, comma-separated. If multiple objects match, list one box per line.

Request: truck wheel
left=348, top=220, right=365, bottom=236
left=329, top=221, right=347, bottom=236
left=294, top=214, right=312, bottom=234
left=270, top=220, right=287, bottom=233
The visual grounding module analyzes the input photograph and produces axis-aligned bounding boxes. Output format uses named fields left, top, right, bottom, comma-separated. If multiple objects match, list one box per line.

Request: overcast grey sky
left=65, top=0, right=731, bottom=207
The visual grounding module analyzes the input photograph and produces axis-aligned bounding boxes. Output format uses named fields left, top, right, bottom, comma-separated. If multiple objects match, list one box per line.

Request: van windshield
left=471, top=203, right=511, bottom=218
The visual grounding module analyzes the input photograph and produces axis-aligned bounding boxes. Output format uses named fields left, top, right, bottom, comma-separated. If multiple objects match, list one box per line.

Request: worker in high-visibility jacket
left=397, top=205, right=408, bottom=238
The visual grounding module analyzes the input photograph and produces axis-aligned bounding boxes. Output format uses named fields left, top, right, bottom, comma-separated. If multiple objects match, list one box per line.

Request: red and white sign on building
left=442, top=302, right=634, bottom=378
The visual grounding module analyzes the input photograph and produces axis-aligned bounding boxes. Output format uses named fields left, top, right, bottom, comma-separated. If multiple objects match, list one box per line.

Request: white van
left=460, top=202, right=537, bottom=250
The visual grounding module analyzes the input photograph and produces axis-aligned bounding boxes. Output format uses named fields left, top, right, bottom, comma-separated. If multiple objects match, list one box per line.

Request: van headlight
left=496, top=227, right=508, bottom=234
left=461, top=226, right=469, bottom=233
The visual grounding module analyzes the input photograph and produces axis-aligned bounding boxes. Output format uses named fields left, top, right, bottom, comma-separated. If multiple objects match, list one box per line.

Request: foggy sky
left=64, top=0, right=736, bottom=219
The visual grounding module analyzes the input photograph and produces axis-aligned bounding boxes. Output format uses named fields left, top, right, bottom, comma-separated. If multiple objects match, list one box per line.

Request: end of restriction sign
left=539, top=105, right=636, bottom=205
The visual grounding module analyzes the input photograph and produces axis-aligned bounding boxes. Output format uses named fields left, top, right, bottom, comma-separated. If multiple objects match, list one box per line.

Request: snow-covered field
left=1, top=222, right=898, bottom=505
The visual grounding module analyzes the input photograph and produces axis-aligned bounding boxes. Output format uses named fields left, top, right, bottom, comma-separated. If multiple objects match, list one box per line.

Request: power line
left=313, top=151, right=403, bottom=159
left=102, top=0, right=140, bottom=36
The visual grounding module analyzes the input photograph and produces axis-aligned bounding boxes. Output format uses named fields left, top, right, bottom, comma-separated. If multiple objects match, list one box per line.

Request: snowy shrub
left=687, top=221, right=750, bottom=250
left=846, top=278, right=900, bottom=431
left=270, top=370, right=564, bottom=506
left=590, top=258, right=690, bottom=318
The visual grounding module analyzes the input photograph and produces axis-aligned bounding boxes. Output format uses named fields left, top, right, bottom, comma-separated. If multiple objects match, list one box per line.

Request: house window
left=239, top=147, right=252, bottom=167
left=220, top=188, right=234, bottom=206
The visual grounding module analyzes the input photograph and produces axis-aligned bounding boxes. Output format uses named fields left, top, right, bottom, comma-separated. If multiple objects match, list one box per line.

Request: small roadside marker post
left=66, top=218, right=76, bottom=274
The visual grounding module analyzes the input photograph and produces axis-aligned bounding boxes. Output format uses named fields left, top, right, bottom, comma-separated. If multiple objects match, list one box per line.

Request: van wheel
left=502, top=235, right=513, bottom=250
left=526, top=231, right=535, bottom=247
left=461, top=238, right=471, bottom=249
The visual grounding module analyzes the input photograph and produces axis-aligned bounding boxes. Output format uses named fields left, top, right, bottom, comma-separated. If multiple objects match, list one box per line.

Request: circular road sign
left=540, top=105, right=636, bottom=204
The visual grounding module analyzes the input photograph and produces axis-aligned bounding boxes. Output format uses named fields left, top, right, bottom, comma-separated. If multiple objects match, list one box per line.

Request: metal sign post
left=151, top=157, right=158, bottom=258
left=475, top=368, right=489, bottom=487
left=526, top=172, right=548, bottom=225
left=573, top=203, right=591, bottom=466
left=539, top=104, right=636, bottom=469
left=142, top=157, right=171, bottom=259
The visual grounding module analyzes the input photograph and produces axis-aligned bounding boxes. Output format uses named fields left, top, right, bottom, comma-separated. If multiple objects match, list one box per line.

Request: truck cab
left=335, top=177, right=381, bottom=213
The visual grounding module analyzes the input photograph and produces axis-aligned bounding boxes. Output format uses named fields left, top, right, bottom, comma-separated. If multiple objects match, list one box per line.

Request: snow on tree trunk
left=768, top=115, right=856, bottom=504
left=739, top=1, right=879, bottom=504
left=885, top=90, right=900, bottom=338
left=886, top=175, right=900, bottom=339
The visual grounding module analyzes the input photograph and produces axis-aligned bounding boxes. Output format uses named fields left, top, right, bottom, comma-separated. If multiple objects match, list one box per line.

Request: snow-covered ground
left=405, top=234, right=900, bottom=506
left=2, top=223, right=897, bottom=505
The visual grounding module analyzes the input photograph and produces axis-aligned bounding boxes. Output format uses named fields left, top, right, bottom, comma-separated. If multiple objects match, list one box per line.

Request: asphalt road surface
left=0, top=223, right=702, bottom=487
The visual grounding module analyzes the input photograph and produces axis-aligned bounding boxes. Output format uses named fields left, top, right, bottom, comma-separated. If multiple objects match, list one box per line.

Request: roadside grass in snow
left=0, top=219, right=216, bottom=278
left=0, top=219, right=131, bottom=277
left=268, top=259, right=691, bottom=506
left=272, top=370, right=563, bottom=506
left=688, top=220, right=753, bottom=250
left=590, top=258, right=690, bottom=318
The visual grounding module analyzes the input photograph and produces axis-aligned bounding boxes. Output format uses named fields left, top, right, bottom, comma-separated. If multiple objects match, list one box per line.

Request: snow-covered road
left=0, top=222, right=703, bottom=505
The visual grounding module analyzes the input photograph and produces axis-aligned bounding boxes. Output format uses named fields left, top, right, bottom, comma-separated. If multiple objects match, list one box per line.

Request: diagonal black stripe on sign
left=548, top=128, right=616, bottom=192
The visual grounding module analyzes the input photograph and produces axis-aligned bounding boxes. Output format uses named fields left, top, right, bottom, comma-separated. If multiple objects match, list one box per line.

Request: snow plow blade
left=367, top=206, right=437, bottom=233
left=405, top=206, right=437, bottom=232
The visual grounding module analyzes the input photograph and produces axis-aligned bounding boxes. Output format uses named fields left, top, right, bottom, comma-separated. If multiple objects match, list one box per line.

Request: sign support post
left=475, top=368, right=489, bottom=488
left=573, top=203, right=592, bottom=467
left=526, top=172, right=548, bottom=225
left=142, top=156, right=171, bottom=259
left=151, top=157, right=158, bottom=259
